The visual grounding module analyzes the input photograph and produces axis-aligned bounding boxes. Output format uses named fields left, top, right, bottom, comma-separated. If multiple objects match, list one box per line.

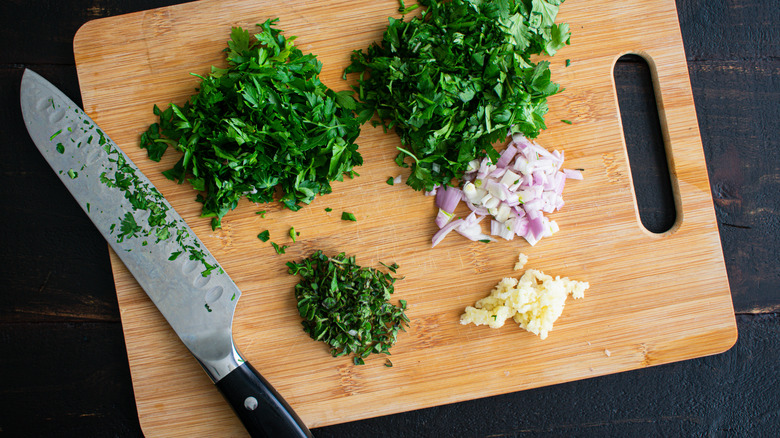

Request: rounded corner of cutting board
left=73, top=17, right=105, bottom=56
left=719, top=315, right=740, bottom=354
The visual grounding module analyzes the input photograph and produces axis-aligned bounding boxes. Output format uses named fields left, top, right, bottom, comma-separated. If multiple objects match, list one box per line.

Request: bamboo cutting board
left=73, top=0, right=736, bottom=434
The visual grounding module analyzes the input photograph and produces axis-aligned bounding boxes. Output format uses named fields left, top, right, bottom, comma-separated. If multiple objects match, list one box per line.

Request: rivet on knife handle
left=216, top=361, right=313, bottom=438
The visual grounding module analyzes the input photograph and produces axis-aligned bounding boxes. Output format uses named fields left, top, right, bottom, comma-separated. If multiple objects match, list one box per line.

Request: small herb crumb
left=257, top=230, right=270, bottom=242
left=256, top=210, right=267, bottom=218
left=168, top=251, right=182, bottom=261
left=325, top=207, right=332, bottom=212
left=56, top=143, right=65, bottom=154
left=478, top=239, right=491, bottom=243
left=289, top=227, right=299, bottom=242
left=566, top=59, right=571, bottom=67
left=561, top=119, right=573, bottom=125
left=385, top=359, right=393, bottom=368
left=341, top=212, right=357, bottom=222
left=205, top=304, right=212, bottom=312
left=386, top=177, right=395, bottom=185
left=67, top=169, right=78, bottom=179
left=271, top=241, right=288, bottom=254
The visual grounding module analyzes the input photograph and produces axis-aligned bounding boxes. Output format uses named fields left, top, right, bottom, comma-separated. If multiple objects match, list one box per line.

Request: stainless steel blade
left=20, top=69, right=244, bottom=381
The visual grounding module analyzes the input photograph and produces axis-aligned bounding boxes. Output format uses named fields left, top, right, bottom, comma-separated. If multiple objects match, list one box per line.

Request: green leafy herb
left=561, top=119, right=572, bottom=125
left=345, top=0, right=571, bottom=192
left=67, top=169, right=78, bottom=179
left=341, top=212, right=357, bottom=221
left=289, top=227, right=298, bottom=242
left=271, top=241, right=288, bottom=254
left=565, top=58, right=571, bottom=67
left=287, top=251, right=409, bottom=364
left=398, top=0, right=419, bottom=14
left=256, top=210, right=267, bottom=218
left=325, top=207, right=333, bottom=212
left=257, top=230, right=270, bottom=242
left=141, top=20, right=367, bottom=230
left=386, top=176, right=395, bottom=185
left=117, top=212, right=142, bottom=243
left=56, top=143, right=65, bottom=154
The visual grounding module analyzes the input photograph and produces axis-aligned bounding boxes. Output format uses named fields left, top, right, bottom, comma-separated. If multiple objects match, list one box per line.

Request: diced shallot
left=429, top=133, right=584, bottom=247
left=436, top=186, right=463, bottom=214
left=432, top=218, right=464, bottom=247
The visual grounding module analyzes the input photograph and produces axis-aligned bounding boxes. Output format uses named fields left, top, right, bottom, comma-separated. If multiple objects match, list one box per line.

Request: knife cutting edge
left=20, top=68, right=313, bottom=438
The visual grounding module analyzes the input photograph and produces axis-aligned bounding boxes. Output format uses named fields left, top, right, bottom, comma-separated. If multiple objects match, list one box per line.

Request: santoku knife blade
left=20, top=68, right=312, bottom=438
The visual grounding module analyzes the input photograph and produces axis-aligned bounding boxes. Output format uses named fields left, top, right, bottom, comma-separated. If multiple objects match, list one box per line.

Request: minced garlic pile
left=460, top=266, right=588, bottom=340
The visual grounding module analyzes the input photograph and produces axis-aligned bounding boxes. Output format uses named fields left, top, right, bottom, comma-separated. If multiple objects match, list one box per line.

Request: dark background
left=1, top=0, right=778, bottom=436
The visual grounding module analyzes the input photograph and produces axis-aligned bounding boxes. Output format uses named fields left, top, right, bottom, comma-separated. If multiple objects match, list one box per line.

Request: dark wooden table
left=1, top=1, right=777, bottom=436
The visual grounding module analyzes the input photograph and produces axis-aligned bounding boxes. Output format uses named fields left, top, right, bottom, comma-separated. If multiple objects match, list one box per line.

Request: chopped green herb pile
left=288, top=251, right=409, bottom=365
left=141, top=20, right=367, bottom=229
left=345, top=0, right=571, bottom=191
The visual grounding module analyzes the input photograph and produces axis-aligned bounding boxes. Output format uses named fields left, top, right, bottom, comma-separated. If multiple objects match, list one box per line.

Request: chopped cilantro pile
left=141, top=20, right=367, bottom=229
left=288, top=251, right=409, bottom=365
left=345, top=0, right=571, bottom=191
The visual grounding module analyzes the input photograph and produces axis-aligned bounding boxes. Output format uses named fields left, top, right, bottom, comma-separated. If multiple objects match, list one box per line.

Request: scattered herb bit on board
left=386, top=176, right=395, bottom=185
left=257, top=230, right=270, bottom=242
left=324, top=207, right=333, bottom=212
left=140, top=19, right=368, bottom=230
left=561, top=119, right=572, bottom=125
left=341, top=211, right=357, bottom=221
left=289, top=227, right=299, bottom=242
left=344, top=0, right=571, bottom=192
left=287, top=251, right=409, bottom=364
left=271, top=241, right=288, bottom=254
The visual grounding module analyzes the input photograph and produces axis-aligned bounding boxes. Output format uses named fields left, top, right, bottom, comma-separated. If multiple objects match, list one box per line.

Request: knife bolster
left=194, top=339, right=244, bottom=382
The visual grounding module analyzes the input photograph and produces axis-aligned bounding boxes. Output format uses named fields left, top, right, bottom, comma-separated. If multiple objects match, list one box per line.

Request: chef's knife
left=20, top=69, right=312, bottom=438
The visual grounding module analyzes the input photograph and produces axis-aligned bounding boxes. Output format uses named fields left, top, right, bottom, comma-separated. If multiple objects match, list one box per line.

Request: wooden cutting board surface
left=73, top=0, right=736, bottom=434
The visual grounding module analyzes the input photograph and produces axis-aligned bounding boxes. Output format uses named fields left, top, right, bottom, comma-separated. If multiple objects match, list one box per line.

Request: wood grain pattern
left=72, top=0, right=736, bottom=434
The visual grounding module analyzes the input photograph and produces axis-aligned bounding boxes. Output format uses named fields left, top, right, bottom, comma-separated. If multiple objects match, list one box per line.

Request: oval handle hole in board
left=614, top=54, right=677, bottom=234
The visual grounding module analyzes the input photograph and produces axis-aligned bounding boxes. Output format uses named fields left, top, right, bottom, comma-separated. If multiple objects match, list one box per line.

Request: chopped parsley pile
left=345, top=0, right=571, bottom=191
left=288, top=251, right=409, bottom=365
left=141, top=20, right=367, bottom=229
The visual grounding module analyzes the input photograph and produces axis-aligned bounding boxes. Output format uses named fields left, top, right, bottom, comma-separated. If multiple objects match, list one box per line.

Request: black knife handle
left=215, top=361, right=313, bottom=438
